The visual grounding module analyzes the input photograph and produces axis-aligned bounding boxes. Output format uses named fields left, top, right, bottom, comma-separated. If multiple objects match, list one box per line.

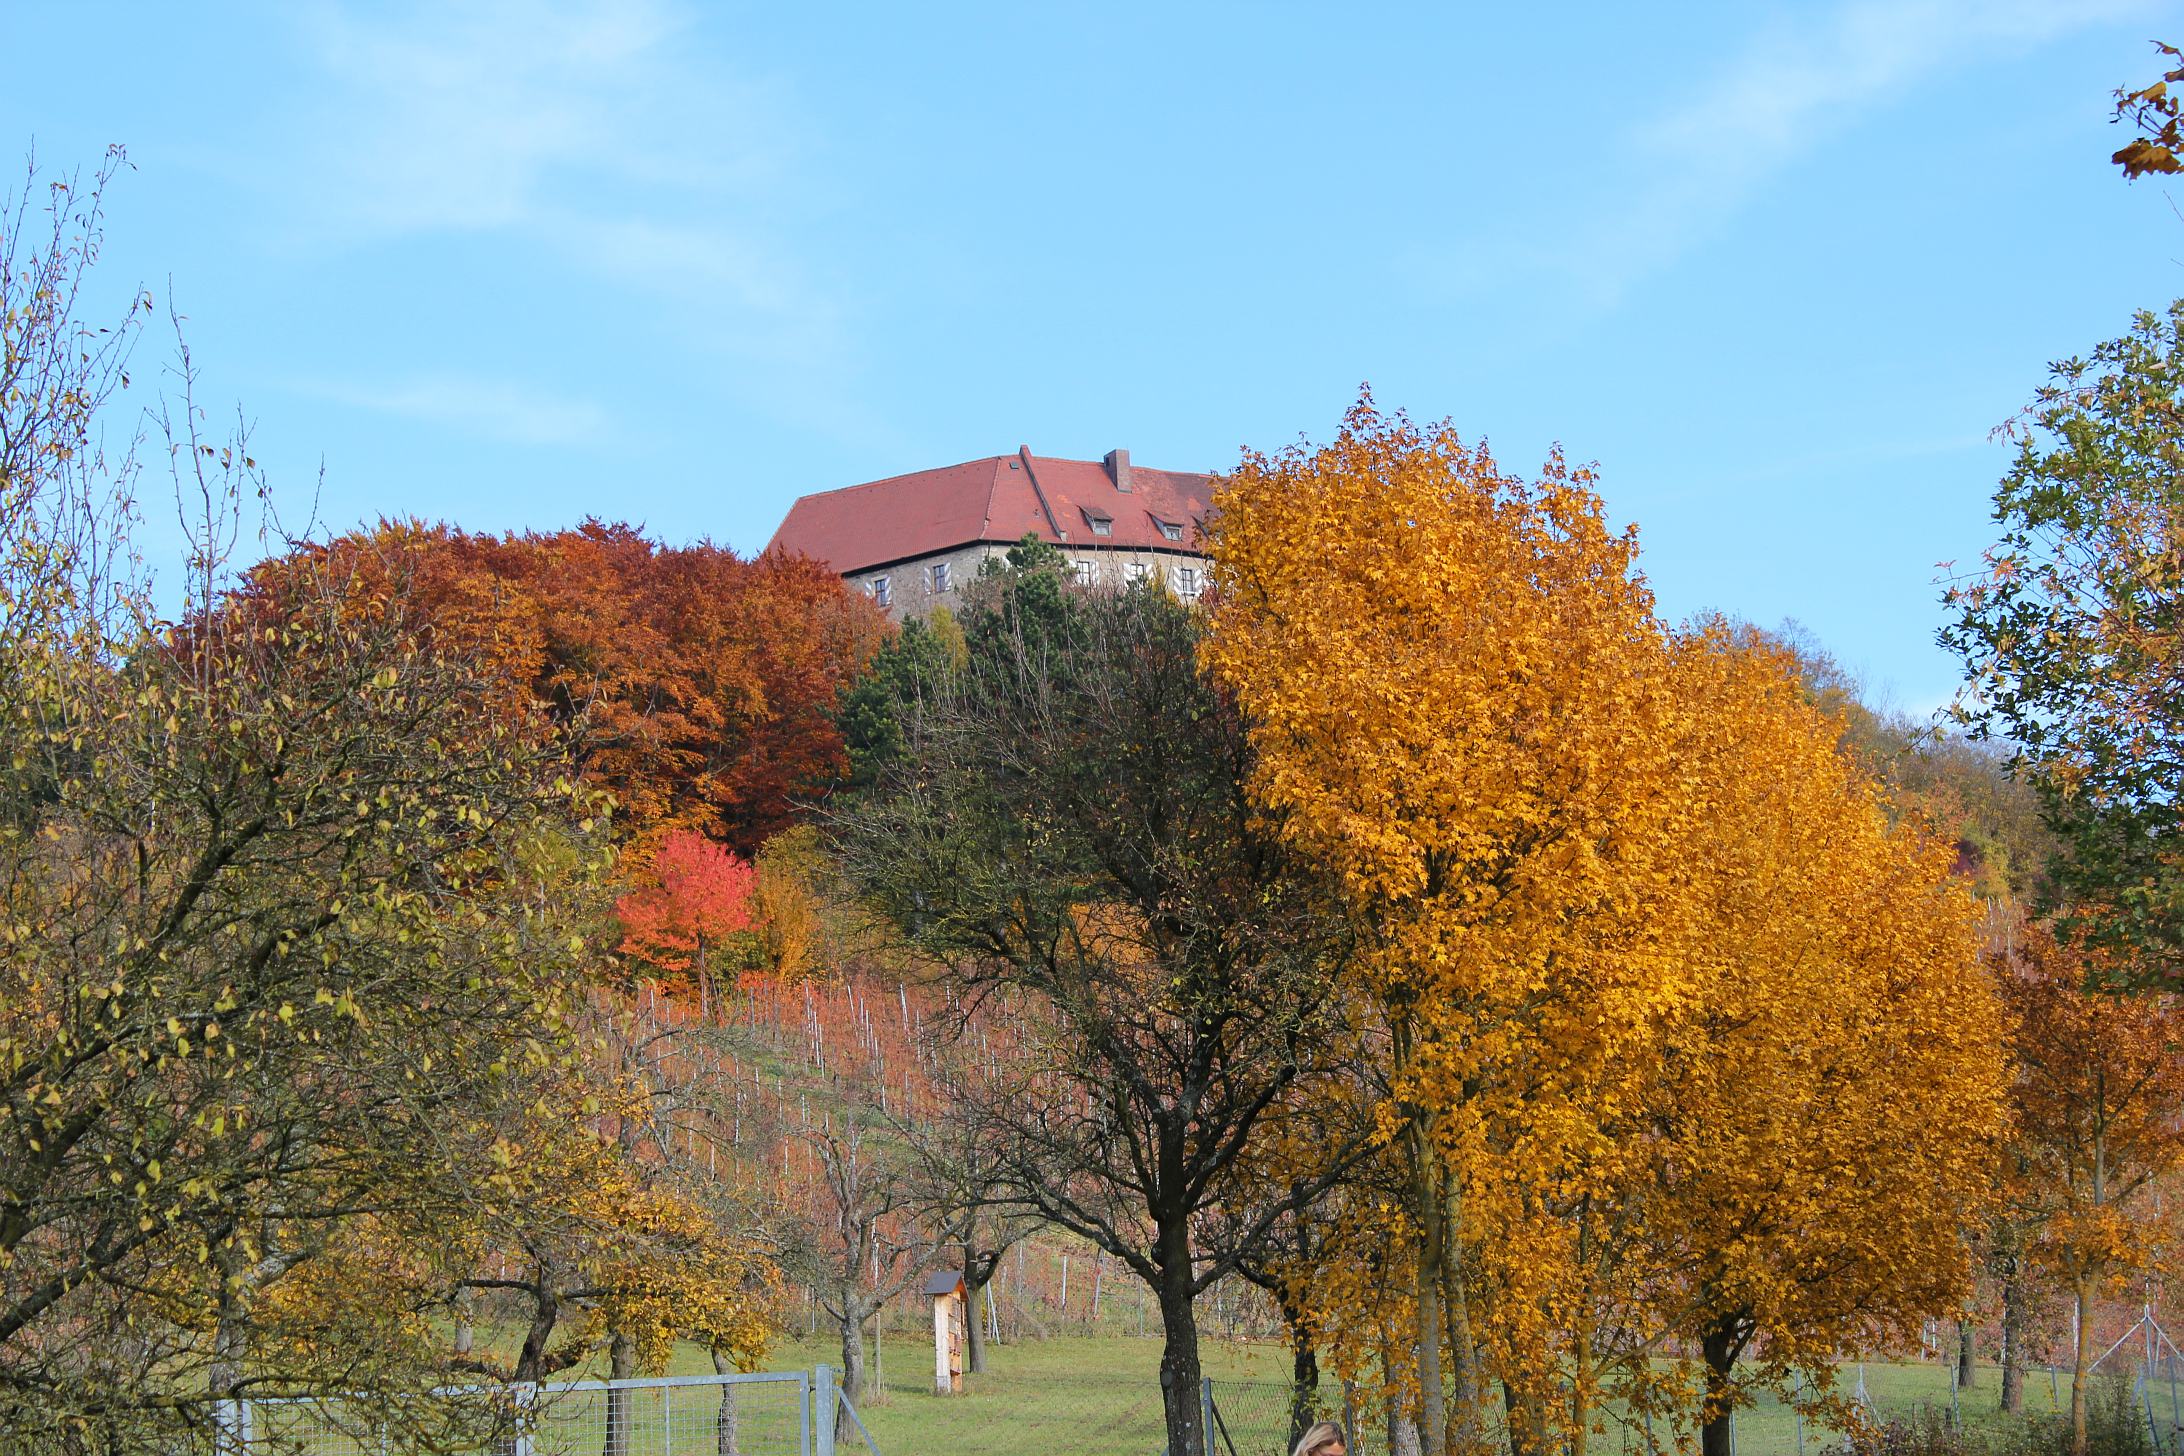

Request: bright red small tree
left=615, top=830, right=758, bottom=989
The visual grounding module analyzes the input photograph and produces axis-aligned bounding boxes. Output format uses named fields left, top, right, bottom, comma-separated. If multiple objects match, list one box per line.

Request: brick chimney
left=1105, top=448, right=1133, bottom=493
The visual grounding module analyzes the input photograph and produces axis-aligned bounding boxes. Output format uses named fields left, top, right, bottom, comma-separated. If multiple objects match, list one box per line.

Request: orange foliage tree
left=2001, top=927, right=2184, bottom=1456
left=1626, top=628, right=2006, bottom=1456
left=1208, top=398, right=2008, bottom=1456
left=257, top=521, right=887, bottom=855
left=1206, top=395, right=1694, bottom=1452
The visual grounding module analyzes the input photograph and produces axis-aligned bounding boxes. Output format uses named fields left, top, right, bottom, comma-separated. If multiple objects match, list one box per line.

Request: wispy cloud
left=1441, top=0, right=2149, bottom=307
left=261, top=0, right=849, bottom=430
left=296, top=372, right=612, bottom=446
left=286, top=0, right=790, bottom=239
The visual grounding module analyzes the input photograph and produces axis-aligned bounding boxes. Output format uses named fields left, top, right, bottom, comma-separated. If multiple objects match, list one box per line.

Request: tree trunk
left=511, top=1266, right=561, bottom=1385
left=1958, top=1318, right=1977, bottom=1389
left=603, top=1330, right=636, bottom=1456
left=453, top=1285, right=476, bottom=1359
left=2000, top=1263, right=2026, bottom=1415
left=837, top=1306, right=869, bottom=1445
left=1288, top=1309, right=1321, bottom=1451
left=1440, top=1169, right=1480, bottom=1448
left=964, top=1232, right=990, bottom=1374
left=1504, top=1379, right=1543, bottom=1456
left=1155, top=1219, right=1208, bottom=1456
left=2070, top=1279, right=2092, bottom=1456
left=1379, top=1315, right=1422, bottom=1456
left=711, top=1348, right=742, bottom=1456
left=1568, top=1315, right=1596, bottom=1456
left=209, top=1264, right=246, bottom=1456
left=1700, top=1319, right=1740, bottom=1456
left=1410, top=1122, right=1447, bottom=1456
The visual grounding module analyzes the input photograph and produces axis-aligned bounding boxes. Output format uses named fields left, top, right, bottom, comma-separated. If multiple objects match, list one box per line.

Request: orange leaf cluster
left=252, top=521, right=888, bottom=854
left=614, top=827, right=757, bottom=980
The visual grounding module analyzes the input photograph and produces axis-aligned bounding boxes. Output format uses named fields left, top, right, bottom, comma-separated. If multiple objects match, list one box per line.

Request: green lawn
left=252, top=1333, right=2153, bottom=1456
left=755, top=1331, right=1291, bottom=1456
left=722, top=1337, right=2105, bottom=1456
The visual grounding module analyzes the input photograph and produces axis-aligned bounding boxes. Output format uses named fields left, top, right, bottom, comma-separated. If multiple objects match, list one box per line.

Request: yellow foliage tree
left=1625, top=629, right=2007, bottom=1456
left=1210, top=399, right=2009, bottom=1456
left=1205, top=395, right=1695, bottom=1452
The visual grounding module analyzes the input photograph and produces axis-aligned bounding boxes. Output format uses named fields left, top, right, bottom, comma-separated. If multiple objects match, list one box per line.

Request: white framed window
left=1126, top=561, right=1150, bottom=585
left=1173, top=564, right=1199, bottom=598
left=930, top=561, right=951, bottom=593
left=1072, top=559, right=1094, bottom=587
left=871, top=575, right=891, bottom=608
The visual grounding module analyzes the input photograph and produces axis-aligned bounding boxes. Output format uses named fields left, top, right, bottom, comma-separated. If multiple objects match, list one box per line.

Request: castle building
left=766, top=446, right=1214, bottom=621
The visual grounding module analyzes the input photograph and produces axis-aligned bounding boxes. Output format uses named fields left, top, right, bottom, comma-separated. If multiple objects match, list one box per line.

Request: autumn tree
left=0, top=508, right=616, bottom=1446
left=1205, top=395, right=1692, bottom=1453
left=1999, top=926, right=2184, bottom=1456
left=836, top=564, right=1364, bottom=1456
left=0, top=150, right=760, bottom=1454
left=1627, top=627, right=2008, bottom=1456
left=269, top=519, right=888, bottom=856
left=615, top=828, right=758, bottom=997
left=1231, top=1049, right=1392, bottom=1453
left=450, top=1066, right=776, bottom=1415
left=1750, top=622, right=2052, bottom=904
left=1942, top=301, right=2184, bottom=983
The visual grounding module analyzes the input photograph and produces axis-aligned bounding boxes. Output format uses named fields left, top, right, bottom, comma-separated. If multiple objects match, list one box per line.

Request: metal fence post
left=816, top=1364, right=837, bottom=1456
left=1200, top=1376, right=1215, bottom=1456
left=513, top=1383, right=536, bottom=1456
left=797, top=1371, right=812, bottom=1456
left=2172, top=1345, right=2182, bottom=1448
left=1729, top=1405, right=1738, bottom=1456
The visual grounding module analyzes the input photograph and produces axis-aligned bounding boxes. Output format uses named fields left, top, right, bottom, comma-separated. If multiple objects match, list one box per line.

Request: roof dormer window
left=1082, top=506, right=1113, bottom=537
left=1153, top=515, right=1184, bottom=542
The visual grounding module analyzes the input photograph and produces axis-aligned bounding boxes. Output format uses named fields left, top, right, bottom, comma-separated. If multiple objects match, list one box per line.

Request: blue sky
left=7, top=0, right=2180, bottom=712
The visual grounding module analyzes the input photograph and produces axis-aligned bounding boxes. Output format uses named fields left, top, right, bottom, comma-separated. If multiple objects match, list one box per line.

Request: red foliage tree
left=616, top=829, right=758, bottom=985
left=251, top=521, right=887, bottom=853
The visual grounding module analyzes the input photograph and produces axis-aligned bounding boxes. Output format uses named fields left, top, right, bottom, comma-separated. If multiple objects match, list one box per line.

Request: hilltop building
left=766, top=446, right=1213, bottom=621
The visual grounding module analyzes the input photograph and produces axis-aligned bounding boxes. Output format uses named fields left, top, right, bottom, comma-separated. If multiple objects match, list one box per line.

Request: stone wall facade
left=848, top=543, right=1208, bottom=623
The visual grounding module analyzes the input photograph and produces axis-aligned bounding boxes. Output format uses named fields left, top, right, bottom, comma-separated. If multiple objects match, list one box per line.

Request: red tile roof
left=765, top=448, right=1214, bottom=574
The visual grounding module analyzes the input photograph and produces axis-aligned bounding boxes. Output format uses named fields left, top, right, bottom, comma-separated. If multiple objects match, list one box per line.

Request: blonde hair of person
left=1291, top=1421, right=1347, bottom=1456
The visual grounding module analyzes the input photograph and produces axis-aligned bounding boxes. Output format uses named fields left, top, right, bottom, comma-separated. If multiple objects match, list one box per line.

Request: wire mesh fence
left=1205, top=1378, right=1381, bottom=1456
left=233, top=1372, right=812, bottom=1456
left=1579, top=1359, right=2139, bottom=1456
left=911, top=1371, right=1172, bottom=1455
left=828, top=1371, right=1362, bottom=1456
left=204, top=1353, right=2184, bottom=1456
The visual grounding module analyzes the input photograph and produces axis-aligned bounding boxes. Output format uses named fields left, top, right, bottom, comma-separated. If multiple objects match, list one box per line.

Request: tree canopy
left=1943, top=301, right=2184, bottom=982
